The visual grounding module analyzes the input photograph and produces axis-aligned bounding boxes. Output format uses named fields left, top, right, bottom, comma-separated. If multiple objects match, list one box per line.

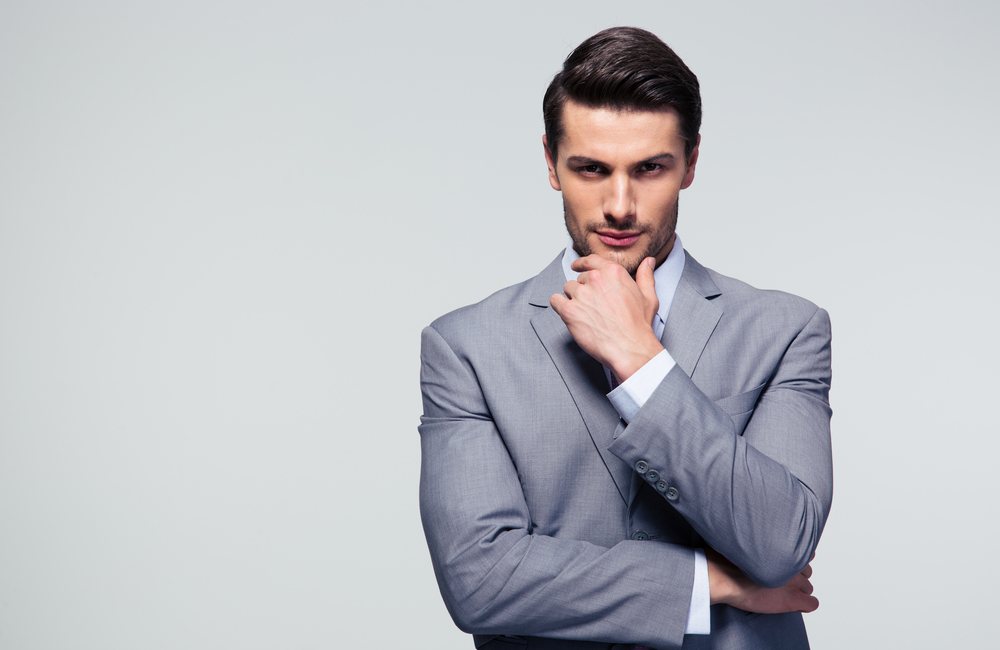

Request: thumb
left=636, top=257, right=659, bottom=310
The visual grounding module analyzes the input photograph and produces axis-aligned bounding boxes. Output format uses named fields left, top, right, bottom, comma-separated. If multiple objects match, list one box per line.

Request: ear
left=680, top=134, right=700, bottom=190
left=542, top=135, right=561, bottom=191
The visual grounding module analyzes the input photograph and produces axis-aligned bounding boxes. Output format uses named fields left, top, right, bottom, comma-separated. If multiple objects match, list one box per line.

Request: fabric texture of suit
left=418, top=249, right=833, bottom=650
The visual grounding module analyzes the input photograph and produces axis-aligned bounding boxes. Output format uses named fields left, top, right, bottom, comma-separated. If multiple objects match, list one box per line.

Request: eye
left=578, top=164, right=604, bottom=175
left=638, top=162, right=662, bottom=173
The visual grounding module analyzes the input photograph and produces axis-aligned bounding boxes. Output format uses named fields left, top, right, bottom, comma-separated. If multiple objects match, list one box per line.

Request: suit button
left=634, top=460, right=649, bottom=474
left=665, top=487, right=679, bottom=502
left=644, top=469, right=659, bottom=483
left=655, top=480, right=669, bottom=493
left=631, top=530, right=650, bottom=541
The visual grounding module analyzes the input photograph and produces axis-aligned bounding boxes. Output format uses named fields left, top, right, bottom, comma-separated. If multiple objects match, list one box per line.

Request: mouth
left=595, top=230, right=642, bottom=247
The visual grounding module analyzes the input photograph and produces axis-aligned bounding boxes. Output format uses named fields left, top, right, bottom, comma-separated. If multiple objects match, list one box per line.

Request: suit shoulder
left=426, top=274, right=538, bottom=343
left=703, top=266, right=827, bottom=330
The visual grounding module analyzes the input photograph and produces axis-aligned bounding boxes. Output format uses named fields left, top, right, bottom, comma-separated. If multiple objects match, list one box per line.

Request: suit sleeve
left=607, top=306, right=834, bottom=588
left=419, top=324, right=694, bottom=649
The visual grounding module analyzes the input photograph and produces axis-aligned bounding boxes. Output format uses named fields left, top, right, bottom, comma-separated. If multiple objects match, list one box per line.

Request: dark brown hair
left=543, top=27, right=702, bottom=162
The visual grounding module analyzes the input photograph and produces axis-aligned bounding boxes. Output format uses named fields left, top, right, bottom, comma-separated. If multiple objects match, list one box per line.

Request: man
left=419, top=27, right=832, bottom=650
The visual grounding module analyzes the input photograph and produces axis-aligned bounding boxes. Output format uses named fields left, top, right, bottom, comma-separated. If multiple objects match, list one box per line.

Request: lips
left=596, top=230, right=641, bottom=247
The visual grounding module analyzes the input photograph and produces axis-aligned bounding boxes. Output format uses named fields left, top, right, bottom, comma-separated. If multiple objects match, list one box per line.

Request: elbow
left=738, top=522, right=823, bottom=588
left=447, top=604, right=495, bottom=636
left=433, top=562, right=498, bottom=634
left=435, top=572, right=496, bottom=634
left=437, top=570, right=507, bottom=635
left=438, top=569, right=504, bottom=636
left=445, top=606, right=481, bottom=635
left=430, top=528, right=531, bottom=634
left=736, top=538, right=813, bottom=588
left=745, top=563, right=805, bottom=590
left=732, top=480, right=829, bottom=588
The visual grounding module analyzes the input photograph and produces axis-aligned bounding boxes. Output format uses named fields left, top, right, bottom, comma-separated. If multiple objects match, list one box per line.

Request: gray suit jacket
left=418, top=250, right=833, bottom=650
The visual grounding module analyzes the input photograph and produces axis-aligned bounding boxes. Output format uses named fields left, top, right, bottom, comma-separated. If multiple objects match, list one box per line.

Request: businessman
left=419, top=27, right=833, bottom=650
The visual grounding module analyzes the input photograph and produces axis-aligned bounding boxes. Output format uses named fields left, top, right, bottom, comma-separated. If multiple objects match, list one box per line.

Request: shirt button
left=631, top=530, right=650, bottom=541
left=665, top=487, right=679, bottom=502
left=644, top=469, right=659, bottom=484
left=634, top=460, right=649, bottom=474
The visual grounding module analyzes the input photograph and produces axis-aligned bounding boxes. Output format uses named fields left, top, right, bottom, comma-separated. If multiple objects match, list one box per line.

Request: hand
left=550, top=255, right=663, bottom=383
left=706, top=548, right=819, bottom=614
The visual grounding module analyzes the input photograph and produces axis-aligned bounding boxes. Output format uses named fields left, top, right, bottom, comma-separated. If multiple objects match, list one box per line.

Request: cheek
left=637, top=187, right=680, bottom=218
left=562, top=185, right=601, bottom=216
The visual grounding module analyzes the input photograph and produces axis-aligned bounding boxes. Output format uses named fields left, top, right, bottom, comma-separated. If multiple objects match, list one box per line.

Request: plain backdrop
left=2, top=1, right=998, bottom=648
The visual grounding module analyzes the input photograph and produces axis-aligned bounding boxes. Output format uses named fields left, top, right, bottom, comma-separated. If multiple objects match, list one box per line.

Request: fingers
left=634, top=256, right=658, bottom=302
left=788, top=566, right=813, bottom=595
left=798, top=594, right=819, bottom=614
left=559, top=280, right=583, bottom=303
left=549, top=292, right=568, bottom=315
left=570, top=254, right=612, bottom=272
left=787, top=573, right=818, bottom=613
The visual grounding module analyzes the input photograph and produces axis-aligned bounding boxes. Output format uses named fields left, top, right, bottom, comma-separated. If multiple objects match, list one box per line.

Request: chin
left=596, top=248, right=645, bottom=276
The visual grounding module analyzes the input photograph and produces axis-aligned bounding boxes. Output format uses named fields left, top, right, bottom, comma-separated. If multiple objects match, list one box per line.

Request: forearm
left=419, top=417, right=694, bottom=648
left=610, top=366, right=831, bottom=586
left=610, top=372, right=830, bottom=591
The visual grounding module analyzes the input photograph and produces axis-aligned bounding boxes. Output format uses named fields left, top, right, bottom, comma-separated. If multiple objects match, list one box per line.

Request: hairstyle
left=543, top=27, right=702, bottom=163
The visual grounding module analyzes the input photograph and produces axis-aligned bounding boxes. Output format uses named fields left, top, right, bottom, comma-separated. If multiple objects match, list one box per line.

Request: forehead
left=559, top=100, right=685, bottom=160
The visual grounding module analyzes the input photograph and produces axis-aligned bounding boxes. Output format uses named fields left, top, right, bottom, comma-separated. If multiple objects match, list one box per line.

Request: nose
left=603, top=173, right=635, bottom=223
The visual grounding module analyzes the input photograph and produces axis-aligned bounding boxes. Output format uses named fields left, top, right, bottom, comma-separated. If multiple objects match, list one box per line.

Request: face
left=544, top=100, right=699, bottom=275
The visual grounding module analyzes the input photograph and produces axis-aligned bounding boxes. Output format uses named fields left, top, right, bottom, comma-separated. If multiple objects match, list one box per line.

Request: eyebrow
left=565, top=156, right=603, bottom=166
left=639, top=153, right=678, bottom=165
left=565, top=153, right=677, bottom=167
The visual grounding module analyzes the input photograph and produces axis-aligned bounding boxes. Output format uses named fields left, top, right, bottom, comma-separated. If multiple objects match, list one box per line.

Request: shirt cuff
left=685, top=548, right=711, bottom=635
left=606, top=349, right=676, bottom=423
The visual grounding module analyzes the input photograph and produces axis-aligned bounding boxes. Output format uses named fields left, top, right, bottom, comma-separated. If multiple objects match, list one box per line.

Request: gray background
left=2, top=0, right=997, bottom=648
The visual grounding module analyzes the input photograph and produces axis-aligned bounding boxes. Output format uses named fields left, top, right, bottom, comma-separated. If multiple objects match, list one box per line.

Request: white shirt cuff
left=686, top=548, right=711, bottom=635
left=606, top=349, right=675, bottom=423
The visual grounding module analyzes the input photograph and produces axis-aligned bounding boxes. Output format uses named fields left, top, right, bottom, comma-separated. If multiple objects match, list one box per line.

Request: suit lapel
left=528, top=256, right=633, bottom=504
left=526, top=251, right=724, bottom=508
left=661, top=253, right=723, bottom=377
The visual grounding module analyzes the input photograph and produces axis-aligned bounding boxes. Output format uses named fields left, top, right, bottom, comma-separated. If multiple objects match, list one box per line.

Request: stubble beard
left=564, top=197, right=678, bottom=277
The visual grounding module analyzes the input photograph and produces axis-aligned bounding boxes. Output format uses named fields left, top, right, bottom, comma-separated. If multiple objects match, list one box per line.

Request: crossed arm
left=419, top=255, right=831, bottom=646
left=552, top=254, right=830, bottom=605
